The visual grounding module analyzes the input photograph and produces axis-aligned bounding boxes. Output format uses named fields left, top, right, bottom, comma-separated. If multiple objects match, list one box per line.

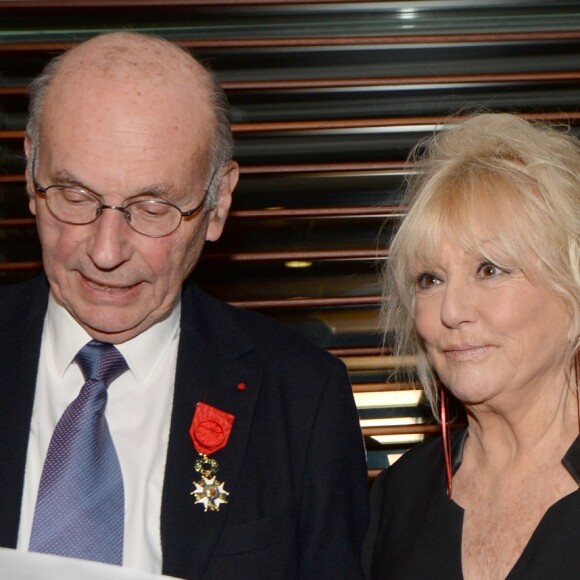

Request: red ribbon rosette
left=190, top=402, right=235, bottom=456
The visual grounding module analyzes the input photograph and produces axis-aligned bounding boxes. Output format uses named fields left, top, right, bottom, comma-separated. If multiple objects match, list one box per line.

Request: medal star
left=191, top=475, right=230, bottom=512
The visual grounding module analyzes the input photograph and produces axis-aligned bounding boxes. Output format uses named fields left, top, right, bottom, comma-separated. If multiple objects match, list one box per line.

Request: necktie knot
left=75, top=340, right=128, bottom=387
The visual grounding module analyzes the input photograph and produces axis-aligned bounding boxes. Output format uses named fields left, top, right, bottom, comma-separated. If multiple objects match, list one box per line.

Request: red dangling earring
left=440, top=386, right=453, bottom=499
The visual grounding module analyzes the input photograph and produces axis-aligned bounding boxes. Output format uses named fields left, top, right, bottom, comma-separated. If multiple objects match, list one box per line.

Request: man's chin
left=75, top=313, right=149, bottom=344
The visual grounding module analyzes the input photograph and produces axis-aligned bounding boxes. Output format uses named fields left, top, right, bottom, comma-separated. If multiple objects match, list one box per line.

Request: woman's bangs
left=406, top=177, right=534, bottom=273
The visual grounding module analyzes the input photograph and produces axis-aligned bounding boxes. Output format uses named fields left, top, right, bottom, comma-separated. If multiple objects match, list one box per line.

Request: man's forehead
left=42, top=34, right=212, bottom=126
left=34, top=34, right=214, bottom=191
left=40, top=40, right=213, bottom=145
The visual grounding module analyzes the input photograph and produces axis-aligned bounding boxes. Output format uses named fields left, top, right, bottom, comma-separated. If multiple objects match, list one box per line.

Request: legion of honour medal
left=189, top=402, right=235, bottom=512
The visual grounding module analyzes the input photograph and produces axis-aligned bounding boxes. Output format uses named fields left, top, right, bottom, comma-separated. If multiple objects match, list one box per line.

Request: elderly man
left=0, top=32, right=368, bottom=579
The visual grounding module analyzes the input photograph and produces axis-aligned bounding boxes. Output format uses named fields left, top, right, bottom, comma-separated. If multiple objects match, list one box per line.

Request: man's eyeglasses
left=32, top=171, right=217, bottom=238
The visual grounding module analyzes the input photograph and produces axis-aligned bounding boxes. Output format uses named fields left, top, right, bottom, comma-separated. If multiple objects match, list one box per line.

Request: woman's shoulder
left=374, top=426, right=466, bottom=496
left=378, top=435, right=443, bottom=487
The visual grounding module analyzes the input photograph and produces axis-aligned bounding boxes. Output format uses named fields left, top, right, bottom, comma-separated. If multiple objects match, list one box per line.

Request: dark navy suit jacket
left=0, top=275, right=369, bottom=579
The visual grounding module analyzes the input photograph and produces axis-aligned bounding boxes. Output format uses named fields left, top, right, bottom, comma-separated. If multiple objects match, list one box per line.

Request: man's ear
left=24, top=133, right=37, bottom=216
left=206, top=161, right=239, bottom=242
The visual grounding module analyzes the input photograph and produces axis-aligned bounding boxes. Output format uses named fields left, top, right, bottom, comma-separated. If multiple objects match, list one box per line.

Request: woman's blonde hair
left=381, top=113, right=580, bottom=416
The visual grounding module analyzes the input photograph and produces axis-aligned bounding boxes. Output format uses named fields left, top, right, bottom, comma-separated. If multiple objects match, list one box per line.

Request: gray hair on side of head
left=25, top=32, right=235, bottom=209
left=381, top=112, right=580, bottom=418
left=205, top=67, right=235, bottom=208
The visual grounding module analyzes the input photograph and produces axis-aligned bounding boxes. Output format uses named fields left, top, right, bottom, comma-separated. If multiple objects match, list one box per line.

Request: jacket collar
left=0, top=275, right=49, bottom=549
left=160, top=282, right=263, bottom=580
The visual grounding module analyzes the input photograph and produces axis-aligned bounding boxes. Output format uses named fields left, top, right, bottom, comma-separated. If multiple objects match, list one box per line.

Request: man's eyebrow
left=136, top=183, right=182, bottom=198
left=45, top=171, right=184, bottom=199
left=47, top=170, right=86, bottom=186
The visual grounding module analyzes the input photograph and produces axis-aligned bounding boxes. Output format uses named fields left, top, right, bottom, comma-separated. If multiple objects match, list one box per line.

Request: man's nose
left=86, top=208, right=133, bottom=269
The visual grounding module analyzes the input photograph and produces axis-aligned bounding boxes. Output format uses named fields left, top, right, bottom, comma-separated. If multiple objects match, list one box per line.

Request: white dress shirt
left=17, top=294, right=180, bottom=575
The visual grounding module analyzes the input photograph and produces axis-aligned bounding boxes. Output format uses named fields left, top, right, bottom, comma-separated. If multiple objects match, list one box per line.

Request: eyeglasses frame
left=31, top=167, right=219, bottom=238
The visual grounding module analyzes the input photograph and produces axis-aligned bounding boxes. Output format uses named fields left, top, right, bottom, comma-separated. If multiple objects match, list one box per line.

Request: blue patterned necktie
left=29, top=340, right=128, bottom=564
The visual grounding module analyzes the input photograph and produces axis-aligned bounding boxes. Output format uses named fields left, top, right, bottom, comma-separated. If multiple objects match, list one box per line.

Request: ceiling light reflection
left=359, top=416, right=425, bottom=428
left=354, top=389, right=422, bottom=409
left=284, top=260, right=313, bottom=268
left=371, top=434, right=425, bottom=445
left=399, top=7, right=417, bottom=20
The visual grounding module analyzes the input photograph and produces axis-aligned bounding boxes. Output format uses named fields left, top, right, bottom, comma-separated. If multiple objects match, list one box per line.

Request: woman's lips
left=442, top=344, right=492, bottom=361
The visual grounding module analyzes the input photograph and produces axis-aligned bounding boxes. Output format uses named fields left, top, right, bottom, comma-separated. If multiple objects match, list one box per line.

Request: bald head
left=57, top=31, right=210, bottom=84
left=26, top=32, right=234, bottom=205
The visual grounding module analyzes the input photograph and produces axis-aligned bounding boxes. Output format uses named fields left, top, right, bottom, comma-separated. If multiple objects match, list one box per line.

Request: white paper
left=0, top=548, right=184, bottom=580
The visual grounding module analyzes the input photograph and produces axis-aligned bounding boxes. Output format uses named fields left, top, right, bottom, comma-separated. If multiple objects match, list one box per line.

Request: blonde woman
left=365, top=113, right=580, bottom=579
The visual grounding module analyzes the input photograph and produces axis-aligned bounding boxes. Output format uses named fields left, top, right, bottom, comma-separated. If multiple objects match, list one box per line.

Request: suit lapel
left=161, top=284, right=263, bottom=580
left=0, top=276, right=48, bottom=548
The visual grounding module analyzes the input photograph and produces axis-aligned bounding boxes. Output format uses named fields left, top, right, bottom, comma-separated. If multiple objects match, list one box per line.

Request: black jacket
left=0, top=275, right=369, bottom=579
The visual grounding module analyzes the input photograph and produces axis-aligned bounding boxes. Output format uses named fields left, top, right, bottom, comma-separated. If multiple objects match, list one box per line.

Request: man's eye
left=61, top=188, right=94, bottom=204
left=415, top=272, right=441, bottom=289
left=132, top=202, right=172, bottom=218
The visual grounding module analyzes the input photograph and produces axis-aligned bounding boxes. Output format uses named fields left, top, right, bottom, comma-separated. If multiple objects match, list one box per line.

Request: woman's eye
left=478, top=261, right=503, bottom=278
left=415, top=272, right=441, bottom=289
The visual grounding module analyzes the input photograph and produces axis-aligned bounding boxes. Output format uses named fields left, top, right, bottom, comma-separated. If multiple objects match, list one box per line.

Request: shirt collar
left=45, top=293, right=181, bottom=383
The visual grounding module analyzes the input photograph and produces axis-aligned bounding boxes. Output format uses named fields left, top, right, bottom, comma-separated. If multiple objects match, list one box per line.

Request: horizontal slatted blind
left=1, top=0, right=579, bottom=476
